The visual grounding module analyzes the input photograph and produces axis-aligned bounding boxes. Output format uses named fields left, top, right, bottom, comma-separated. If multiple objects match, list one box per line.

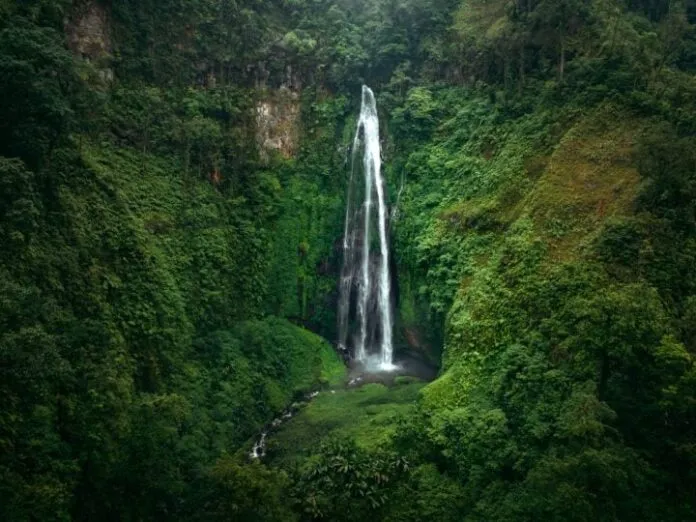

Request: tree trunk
left=559, top=35, right=566, bottom=82
left=519, top=46, right=525, bottom=92
left=598, top=349, right=610, bottom=401
left=503, top=55, right=510, bottom=91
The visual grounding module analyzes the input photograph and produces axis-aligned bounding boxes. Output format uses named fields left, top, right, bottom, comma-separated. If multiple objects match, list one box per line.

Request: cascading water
left=337, top=85, right=396, bottom=372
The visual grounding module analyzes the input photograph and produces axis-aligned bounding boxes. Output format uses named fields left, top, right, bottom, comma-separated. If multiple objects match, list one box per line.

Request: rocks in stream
left=249, top=432, right=267, bottom=459
left=348, top=376, right=364, bottom=387
left=249, top=390, right=321, bottom=460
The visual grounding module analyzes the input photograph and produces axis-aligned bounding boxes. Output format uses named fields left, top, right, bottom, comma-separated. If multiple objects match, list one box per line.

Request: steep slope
left=2, top=0, right=696, bottom=521
left=0, top=2, right=349, bottom=520
left=388, top=56, right=696, bottom=522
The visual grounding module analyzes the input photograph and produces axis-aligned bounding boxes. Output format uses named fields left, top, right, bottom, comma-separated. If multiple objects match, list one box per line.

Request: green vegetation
left=2, top=0, right=696, bottom=520
left=382, top=2, right=696, bottom=519
left=0, top=3, right=346, bottom=519
left=267, top=381, right=424, bottom=467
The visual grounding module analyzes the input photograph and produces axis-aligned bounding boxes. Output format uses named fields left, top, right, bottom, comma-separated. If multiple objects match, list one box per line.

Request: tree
left=292, top=437, right=410, bottom=521
left=531, top=0, right=592, bottom=81
left=198, top=457, right=296, bottom=522
left=0, top=18, right=77, bottom=165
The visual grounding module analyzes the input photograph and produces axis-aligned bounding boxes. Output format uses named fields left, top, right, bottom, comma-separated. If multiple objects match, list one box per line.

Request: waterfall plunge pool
left=347, top=351, right=438, bottom=387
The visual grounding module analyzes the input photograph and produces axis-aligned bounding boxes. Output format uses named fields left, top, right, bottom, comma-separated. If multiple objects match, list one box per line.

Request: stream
left=249, top=390, right=325, bottom=460
left=248, top=353, right=437, bottom=460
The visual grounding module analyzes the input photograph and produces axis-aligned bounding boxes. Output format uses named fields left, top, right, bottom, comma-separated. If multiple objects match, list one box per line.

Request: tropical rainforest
left=2, top=0, right=696, bottom=520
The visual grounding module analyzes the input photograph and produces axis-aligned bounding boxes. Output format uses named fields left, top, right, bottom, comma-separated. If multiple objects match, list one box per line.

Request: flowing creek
left=249, top=390, right=324, bottom=460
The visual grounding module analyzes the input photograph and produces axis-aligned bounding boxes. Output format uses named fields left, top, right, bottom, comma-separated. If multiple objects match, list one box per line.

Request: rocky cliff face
left=65, top=0, right=113, bottom=80
left=255, top=87, right=301, bottom=163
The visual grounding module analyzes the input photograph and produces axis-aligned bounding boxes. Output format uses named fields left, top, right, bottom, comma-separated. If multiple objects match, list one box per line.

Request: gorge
left=2, top=1, right=696, bottom=521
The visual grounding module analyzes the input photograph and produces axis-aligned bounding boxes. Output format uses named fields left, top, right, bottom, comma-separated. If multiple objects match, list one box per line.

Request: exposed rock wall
left=255, top=87, right=301, bottom=162
left=65, top=0, right=113, bottom=81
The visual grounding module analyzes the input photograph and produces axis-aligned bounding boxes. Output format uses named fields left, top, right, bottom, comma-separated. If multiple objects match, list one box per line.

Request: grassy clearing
left=265, top=380, right=425, bottom=468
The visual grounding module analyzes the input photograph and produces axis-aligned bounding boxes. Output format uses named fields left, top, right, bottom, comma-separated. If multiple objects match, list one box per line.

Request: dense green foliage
left=0, top=2, right=346, bottom=520
left=381, top=2, right=696, bottom=520
left=2, top=0, right=696, bottom=520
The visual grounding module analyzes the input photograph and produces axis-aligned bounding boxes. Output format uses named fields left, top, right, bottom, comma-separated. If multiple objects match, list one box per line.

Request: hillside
left=1, top=0, right=696, bottom=520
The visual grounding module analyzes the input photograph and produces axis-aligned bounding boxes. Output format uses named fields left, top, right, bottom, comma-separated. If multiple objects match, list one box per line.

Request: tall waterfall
left=337, top=86, right=396, bottom=371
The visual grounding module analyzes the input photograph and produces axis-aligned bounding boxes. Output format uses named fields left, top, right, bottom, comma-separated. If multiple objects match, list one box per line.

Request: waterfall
left=337, top=85, right=396, bottom=372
